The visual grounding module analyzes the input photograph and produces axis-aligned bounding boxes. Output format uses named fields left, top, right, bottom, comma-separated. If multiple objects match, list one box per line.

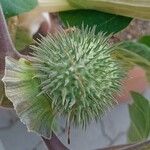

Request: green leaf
left=0, top=0, right=38, bottom=18
left=2, top=57, right=59, bottom=138
left=114, top=41, right=150, bottom=81
left=138, top=35, right=150, bottom=48
left=128, top=92, right=150, bottom=142
left=60, top=9, right=132, bottom=34
left=120, top=41, right=150, bottom=61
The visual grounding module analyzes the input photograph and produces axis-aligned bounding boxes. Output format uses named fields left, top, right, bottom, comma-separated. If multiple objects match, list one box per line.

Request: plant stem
left=0, top=4, right=21, bottom=75
left=42, top=132, right=69, bottom=150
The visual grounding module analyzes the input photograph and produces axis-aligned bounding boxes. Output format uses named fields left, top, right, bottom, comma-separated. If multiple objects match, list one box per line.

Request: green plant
left=3, top=28, right=125, bottom=139
left=0, top=0, right=150, bottom=150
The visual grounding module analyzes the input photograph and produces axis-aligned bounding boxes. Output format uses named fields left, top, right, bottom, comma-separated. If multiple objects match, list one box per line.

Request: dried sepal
left=2, top=57, right=58, bottom=138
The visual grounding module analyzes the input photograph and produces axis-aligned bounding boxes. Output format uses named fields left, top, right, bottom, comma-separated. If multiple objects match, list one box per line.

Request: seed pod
left=3, top=27, right=124, bottom=138
left=32, top=27, right=125, bottom=125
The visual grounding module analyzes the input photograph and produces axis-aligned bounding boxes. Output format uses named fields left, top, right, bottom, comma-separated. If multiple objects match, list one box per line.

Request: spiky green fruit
left=32, top=27, right=124, bottom=127
left=3, top=27, right=124, bottom=138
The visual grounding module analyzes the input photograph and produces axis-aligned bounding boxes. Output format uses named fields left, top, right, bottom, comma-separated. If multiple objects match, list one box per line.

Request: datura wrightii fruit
left=36, top=0, right=150, bottom=20
left=3, top=27, right=125, bottom=138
